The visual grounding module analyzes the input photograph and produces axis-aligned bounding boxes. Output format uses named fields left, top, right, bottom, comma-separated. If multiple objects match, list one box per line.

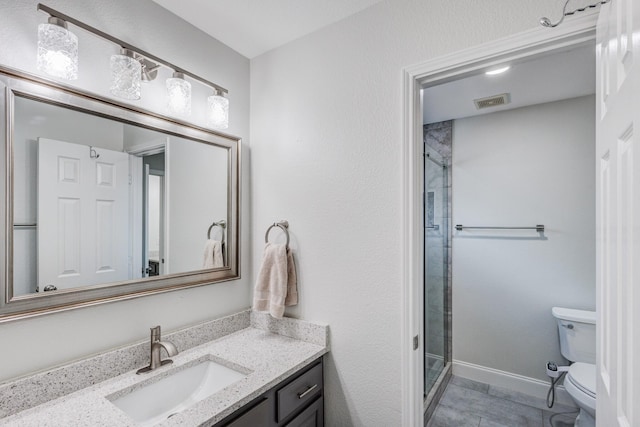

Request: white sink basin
left=110, top=359, right=247, bottom=426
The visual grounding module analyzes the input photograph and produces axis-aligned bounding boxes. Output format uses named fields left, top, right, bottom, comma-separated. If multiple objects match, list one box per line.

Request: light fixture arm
left=539, top=0, right=610, bottom=28
left=36, top=3, right=228, bottom=95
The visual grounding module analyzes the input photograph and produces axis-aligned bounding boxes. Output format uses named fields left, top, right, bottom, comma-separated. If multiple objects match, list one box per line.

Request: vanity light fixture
left=167, top=72, right=192, bottom=117
left=141, top=61, right=161, bottom=83
left=37, top=16, right=78, bottom=80
left=207, top=89, right=229, bottom=129
left=35, top=3, right=229, bottom=126
left=485, top=66, right=511, bottom=76
left=110, top=48, right=141, bottom=100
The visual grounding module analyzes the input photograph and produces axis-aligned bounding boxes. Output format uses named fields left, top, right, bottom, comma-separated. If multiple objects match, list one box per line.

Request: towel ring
left=207, top=220, right=226, bottom=241
left=265, top=220, right=290, bottom=247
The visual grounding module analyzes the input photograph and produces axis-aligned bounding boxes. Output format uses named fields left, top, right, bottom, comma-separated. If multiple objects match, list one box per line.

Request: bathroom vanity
left=0, top=311, right=329, bottom=426
left=213, top=358, right=323, bottom=427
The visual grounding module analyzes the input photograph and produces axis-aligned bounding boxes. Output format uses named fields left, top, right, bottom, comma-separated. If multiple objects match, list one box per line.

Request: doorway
left=401, top=15, right=599, bottom=426
left=142, top=153, right=166, bottom=277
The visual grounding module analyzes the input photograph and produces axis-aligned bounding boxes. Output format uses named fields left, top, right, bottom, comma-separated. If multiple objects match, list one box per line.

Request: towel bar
left=455, top=224, right=544, bottom=232
left=265, top=220, right=290, bottom=247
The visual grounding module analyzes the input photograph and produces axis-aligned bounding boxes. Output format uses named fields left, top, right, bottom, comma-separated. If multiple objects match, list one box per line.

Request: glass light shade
left=37, top=20, right=78, bottom=80
left=110, top=50, right=141, bottom=100
left=207, top=93, right=229, bottom=129
left=166, top=73, right=191, bottom=116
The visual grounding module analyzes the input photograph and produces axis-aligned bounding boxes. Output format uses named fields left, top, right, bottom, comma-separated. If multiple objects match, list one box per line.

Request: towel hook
left=207, top=220, right=226, bottom=240
left=265, top=220, right=290, bottom=248
left=89, top=146, right=100, bottom=159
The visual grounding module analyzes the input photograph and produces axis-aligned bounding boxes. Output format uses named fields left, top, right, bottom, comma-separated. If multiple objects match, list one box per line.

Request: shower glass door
left=424, top=147, right=448, bottom=396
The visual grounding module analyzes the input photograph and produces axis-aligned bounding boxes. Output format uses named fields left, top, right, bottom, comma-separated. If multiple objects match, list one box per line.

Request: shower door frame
left=400, top=13, right=598, bottom=426
left=422, top=145, right=450, bottom=416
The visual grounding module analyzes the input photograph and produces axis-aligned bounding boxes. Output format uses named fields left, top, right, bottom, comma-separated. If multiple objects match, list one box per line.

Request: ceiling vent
left=474, top=93, right=511, bottom=110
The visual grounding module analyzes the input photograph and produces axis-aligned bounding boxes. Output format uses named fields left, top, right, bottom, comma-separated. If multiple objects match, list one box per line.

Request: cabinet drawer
left=224, top=397, right=270, bottom=427
left=285, top=396, right=323, bottom=427
left=277, top=363, right=323, bottom=422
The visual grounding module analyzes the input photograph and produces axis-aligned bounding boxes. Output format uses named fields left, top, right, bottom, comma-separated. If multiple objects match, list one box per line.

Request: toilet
left=552, top=307, right=596, bottom=427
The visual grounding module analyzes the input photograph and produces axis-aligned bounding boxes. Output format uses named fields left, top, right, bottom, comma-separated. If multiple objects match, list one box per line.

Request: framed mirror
left=0, top=65, right=240, bottom=322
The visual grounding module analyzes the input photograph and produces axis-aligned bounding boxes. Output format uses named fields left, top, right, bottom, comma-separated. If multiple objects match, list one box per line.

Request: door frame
left=400, top=13, right=598, bottom=426
left=146, top=168, right=166, bottom=276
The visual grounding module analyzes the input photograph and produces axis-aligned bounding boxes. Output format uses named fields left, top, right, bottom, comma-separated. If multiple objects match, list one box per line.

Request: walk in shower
left=423, top=122, right=452, bottom=418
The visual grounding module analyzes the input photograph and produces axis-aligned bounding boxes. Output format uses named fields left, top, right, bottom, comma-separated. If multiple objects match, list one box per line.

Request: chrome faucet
left=136, top=325, right=179, bottom=374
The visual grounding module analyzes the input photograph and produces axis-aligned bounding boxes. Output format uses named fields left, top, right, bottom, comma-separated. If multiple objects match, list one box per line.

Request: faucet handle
left=150, top=325, right=162, bottom=342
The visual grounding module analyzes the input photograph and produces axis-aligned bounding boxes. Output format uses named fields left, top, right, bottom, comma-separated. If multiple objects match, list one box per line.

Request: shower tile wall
left=424, top=121, right=452, bottom=158
left=424, top=121, right=452, bottom=367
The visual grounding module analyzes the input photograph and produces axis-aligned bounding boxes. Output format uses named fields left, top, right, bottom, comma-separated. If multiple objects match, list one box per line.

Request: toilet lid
left=568, top=362, right=596, bottom=398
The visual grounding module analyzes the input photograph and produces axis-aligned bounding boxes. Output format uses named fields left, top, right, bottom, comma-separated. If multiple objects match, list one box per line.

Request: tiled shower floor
left=426, top=376, right=580, bottom=427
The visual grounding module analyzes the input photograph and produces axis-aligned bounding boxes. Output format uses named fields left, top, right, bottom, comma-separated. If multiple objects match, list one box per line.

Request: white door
left=595, top=1, right=640, bottom=425
left=38, top=138, right=130, bottom=290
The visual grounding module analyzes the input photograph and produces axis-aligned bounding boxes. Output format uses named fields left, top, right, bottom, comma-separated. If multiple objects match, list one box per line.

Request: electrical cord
left=548, top=409, right=579, bottom=426
left=546, top=371, right=566, bottom=408
left=546, top=372, right=579, bottom=426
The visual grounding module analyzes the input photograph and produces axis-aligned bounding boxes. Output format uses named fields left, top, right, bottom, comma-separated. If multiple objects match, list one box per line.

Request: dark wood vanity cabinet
left=212, top=357, right=324, bottom=427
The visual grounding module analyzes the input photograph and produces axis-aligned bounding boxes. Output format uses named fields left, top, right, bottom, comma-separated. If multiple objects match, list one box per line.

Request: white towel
left=252, top=243, right=298, bottom=319
left=202, top=239, right=224, bottom=268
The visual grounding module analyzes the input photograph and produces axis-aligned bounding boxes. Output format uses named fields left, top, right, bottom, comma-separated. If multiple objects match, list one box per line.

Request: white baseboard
left=452, top=359, right=577, bottom=408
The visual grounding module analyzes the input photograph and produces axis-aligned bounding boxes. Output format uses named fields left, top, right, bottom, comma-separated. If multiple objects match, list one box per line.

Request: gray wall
left=452, top=96, right=596, bottom=381
left=0, top=0, right=251, bottom=382
left=249, top=0, right=579, bottom=424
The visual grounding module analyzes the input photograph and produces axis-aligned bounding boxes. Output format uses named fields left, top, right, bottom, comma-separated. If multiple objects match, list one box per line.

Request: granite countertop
left=0, top=312, right=329, bottom=427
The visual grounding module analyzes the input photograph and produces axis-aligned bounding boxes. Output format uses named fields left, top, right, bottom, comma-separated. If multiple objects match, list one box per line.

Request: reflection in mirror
left=146, top=169, right=164, bottom=276
left=13, top=96, right=229, bottom=297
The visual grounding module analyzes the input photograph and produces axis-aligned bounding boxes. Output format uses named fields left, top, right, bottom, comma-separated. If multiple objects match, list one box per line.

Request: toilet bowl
left=564, top=362, right=596, bottom=427
left=551, top=307, right=596, bottom=427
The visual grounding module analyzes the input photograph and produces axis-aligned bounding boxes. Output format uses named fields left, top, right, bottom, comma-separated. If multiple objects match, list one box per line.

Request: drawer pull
left=297, top=384, right=318, bottom=399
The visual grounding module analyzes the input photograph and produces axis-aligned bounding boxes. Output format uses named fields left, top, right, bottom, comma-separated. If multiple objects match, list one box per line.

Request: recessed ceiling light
left=485, top=66, right=511, bottom=76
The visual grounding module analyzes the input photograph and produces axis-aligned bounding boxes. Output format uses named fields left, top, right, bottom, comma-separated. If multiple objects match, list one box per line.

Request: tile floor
left=426, top=376, right=580, bottom=427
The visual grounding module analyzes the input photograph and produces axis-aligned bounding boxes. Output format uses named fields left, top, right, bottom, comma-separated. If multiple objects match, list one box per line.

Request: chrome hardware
left=425, top=224, right=440, bottom=231
left=297, top=384, right=318, bottom=399
left=265, top=220, right=290, bottom=248
left=562, top=323, right=574, bottom=330
left=207, top=219, right=226, bottom=240
left=456, top=224, right=545, bottom=233
left=89, top=146, right=100, bottom=159
left=13, top=223, right=37, bottom=228
left=540, top=0, right=610, bottom=28
left=424, top=152, right=447, bottom=168
left=43, top=285, right=57, bottom=292
left=136, top=325, right=179, bottom=374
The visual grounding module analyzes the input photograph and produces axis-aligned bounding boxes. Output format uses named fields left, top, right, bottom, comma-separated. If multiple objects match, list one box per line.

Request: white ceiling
left=152, top=0, right=385, bottom=58
left=422, top=43, right=596, bottom=124
left=151, top=1, right=595, bottom=122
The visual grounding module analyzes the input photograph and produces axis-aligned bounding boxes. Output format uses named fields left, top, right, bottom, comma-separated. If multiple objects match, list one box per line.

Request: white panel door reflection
left=37, top=138, right=130, bottom=290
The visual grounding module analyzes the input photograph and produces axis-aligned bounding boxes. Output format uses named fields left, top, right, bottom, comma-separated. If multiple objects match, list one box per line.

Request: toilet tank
left=552, top=307, right=596, bottom=364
